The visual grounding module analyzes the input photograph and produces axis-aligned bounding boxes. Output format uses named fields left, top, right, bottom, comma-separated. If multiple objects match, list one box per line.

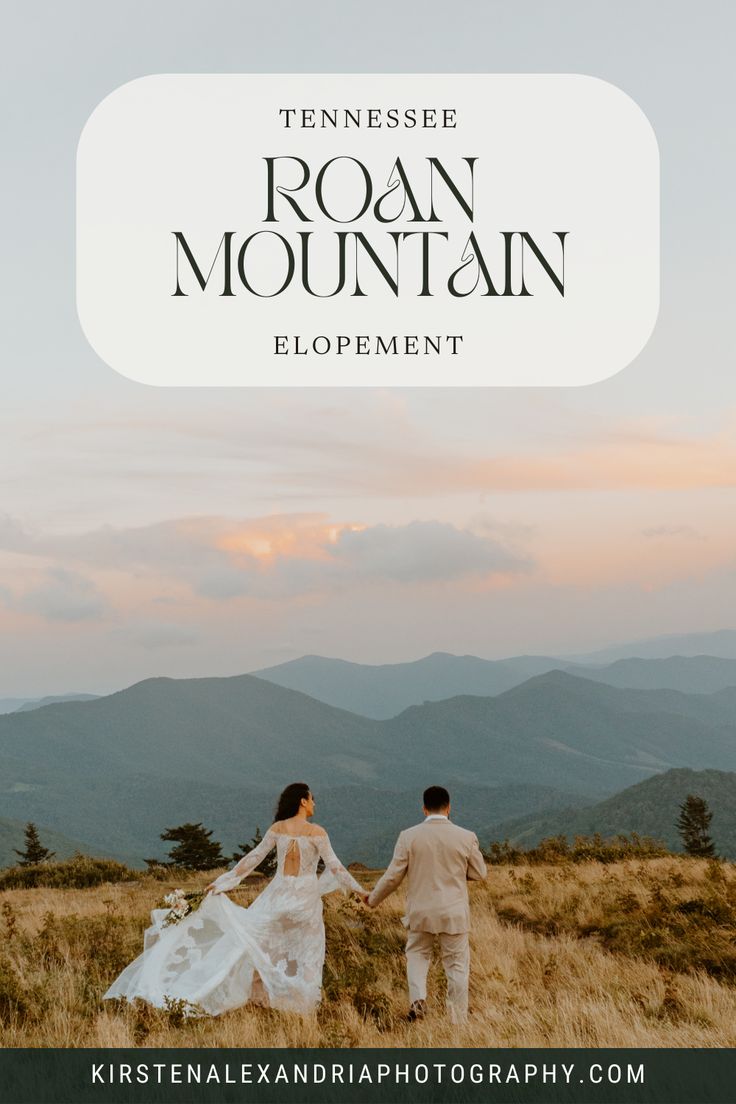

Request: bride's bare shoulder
left=268, top=821, right=325, bottom=837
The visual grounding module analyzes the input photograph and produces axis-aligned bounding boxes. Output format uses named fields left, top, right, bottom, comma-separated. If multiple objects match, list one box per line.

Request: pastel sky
left=1, top=2, right=735, bottom=695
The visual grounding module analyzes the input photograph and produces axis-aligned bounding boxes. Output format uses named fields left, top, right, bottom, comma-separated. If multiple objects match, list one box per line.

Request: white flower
left=161, top=887, right=196, bottom=926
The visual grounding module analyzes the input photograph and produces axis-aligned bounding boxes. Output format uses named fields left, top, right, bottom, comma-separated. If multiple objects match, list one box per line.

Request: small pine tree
left=159, top=822, right=224, bottom=870
left=232, top=827, right=277, bottom=878
left=13, top=822, right=55, bottom=866
left=677, top=794, right=716, bottom=858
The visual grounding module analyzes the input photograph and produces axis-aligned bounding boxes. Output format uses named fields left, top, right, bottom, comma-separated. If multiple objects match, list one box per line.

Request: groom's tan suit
left=368, top=816, right=487, bottom=1022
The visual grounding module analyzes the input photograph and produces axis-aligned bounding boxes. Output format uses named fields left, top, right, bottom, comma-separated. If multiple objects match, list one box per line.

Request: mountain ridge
left=253, top=649, right=736, bottom=717
left=485, top=768, right=736, bottom=858
left=0, top=816, right=124, bottom=868
left=4, top=665, right=736, bottom=866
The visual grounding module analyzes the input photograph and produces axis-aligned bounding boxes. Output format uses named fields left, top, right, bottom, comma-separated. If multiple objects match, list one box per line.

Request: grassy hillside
left=489, top=769, right=736, bottom=857
left=2, top=855, right=736, bottom=1047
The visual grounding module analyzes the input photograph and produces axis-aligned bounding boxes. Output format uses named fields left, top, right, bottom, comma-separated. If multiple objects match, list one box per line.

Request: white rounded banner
left=76, top=74, right=659, bottom=386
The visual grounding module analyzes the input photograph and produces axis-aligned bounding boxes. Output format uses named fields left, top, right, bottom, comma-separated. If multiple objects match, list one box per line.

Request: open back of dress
left=282, top=836, right=302, bottom=877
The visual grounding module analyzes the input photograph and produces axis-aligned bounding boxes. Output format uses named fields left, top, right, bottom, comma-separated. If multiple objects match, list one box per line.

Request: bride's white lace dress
left=104, top=826, right=364, bottom=1015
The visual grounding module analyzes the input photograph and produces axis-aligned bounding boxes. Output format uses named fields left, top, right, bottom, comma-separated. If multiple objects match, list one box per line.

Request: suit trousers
left=405, top=929, right=470, bottom=1023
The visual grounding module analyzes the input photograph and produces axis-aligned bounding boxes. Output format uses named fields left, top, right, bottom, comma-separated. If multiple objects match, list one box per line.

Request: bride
left=104, top=783, right=367, bottom=1015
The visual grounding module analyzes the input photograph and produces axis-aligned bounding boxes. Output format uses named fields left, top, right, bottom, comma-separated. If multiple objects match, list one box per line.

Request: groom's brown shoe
left=407, top=999, right=426, bottom=1022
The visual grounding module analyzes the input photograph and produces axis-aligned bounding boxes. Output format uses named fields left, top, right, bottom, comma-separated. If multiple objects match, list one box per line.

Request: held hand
left=205, top=882, right=218, bottom=895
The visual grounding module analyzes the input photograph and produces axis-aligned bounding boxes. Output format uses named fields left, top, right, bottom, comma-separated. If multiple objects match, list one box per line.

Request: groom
left=365, top=785, right=486, bottom=1024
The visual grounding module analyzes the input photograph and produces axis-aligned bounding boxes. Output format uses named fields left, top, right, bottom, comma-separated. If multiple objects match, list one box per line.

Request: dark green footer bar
left=0, top=1048, right=732, bottom=1104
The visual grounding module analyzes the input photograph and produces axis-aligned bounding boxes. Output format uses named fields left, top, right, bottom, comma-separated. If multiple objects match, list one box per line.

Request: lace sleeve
left=210, top=830, right=276, bottom=894
left=316, top=833, right=365, bottom=895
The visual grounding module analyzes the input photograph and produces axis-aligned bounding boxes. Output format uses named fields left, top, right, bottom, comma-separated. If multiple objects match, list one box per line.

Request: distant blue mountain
left=254, top=649, right=736, bottom=717
left=0, top=693, right=98, bottom=715
left=568, top=629, right=736, bottom=663
left=13, top=693, right=99, bottom=714
left=3, top=669, right=736, bottom=865
left=253, top=652, right=567, bottom=718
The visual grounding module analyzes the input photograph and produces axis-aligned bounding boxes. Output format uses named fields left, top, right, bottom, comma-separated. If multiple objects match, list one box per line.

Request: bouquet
left=161, top=888, right=205, bottom=927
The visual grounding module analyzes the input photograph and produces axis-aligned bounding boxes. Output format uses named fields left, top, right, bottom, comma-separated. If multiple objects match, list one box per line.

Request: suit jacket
left=368, top=818, right=487, bottom=933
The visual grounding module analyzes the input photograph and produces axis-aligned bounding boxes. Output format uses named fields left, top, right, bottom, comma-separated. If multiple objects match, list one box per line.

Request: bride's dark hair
left=274, top=782, right=311, bottom=822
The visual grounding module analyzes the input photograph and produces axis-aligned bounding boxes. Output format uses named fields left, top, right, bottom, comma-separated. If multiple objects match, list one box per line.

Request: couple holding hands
left=105, top=782, right=487, bottom=1025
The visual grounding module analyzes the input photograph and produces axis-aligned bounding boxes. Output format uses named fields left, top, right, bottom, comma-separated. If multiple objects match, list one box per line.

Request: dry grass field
left=3, top=855, right=736, bottom=1048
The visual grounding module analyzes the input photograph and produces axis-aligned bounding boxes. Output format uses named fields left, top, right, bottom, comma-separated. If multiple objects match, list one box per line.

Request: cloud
left=0, top=513, right=531, bottom=606
left=12, top=568, right=108, bottom=623
left=0, top=516, right=32, bottom=552
left=642, top=525, right=706, bottom=540
left=6, top=404, right=736, bottom=525
left=122, top=622, right=200, bottom=649
left=386, top=435, right=736, bottom=496
left=269, top=416, right=736, bottom=498
left=194, top=566, right=253, bottom=600
left=326, top=521, right=527, bottom=583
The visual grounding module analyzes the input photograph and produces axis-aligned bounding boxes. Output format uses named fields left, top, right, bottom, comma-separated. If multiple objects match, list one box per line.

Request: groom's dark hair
left=423, top=785, right=450, bottom=811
